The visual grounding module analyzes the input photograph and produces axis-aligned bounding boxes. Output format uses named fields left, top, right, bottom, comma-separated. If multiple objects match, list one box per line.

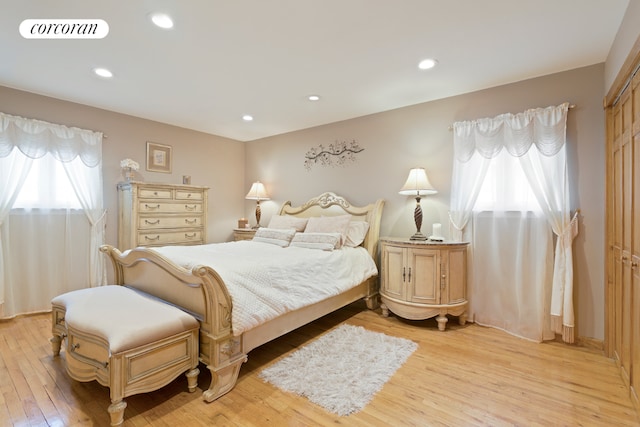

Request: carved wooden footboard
left=100, top=192, right=384, bottom=403
left=99, top=245, right=247, bottom=402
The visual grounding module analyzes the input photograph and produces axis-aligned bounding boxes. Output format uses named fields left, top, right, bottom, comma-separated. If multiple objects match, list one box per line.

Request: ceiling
left=0, top=1, right=630, bottom=142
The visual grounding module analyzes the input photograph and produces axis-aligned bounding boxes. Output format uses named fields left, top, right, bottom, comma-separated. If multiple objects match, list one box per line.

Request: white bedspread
left=153, top=241, right=378, bottom=336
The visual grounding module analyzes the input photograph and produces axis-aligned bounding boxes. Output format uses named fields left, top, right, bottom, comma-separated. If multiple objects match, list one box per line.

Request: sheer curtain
left=0, top=112, right=106, bottom=318
left=449, top=103, right=578, bottom=343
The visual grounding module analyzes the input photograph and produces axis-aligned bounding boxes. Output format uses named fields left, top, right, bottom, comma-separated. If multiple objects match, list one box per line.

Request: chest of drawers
left=118, top=182, right=209, bottom=250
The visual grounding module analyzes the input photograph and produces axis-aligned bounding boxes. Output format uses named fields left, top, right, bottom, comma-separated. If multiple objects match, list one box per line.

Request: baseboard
left=576, top=335, right=604, bottom=352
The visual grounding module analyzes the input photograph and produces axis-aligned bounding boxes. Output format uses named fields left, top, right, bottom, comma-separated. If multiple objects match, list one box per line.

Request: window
left=13, top=154, right=82, bottom=209
left=473, top=149, right=541, bottom=212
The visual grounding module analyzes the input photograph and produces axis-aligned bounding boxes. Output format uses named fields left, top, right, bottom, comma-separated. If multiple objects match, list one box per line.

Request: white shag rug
left=258, top=324, right=418, bottom=416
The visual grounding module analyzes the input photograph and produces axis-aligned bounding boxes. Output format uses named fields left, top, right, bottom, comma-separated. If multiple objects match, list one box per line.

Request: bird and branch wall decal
left=304, top=139, right=364, bottom=171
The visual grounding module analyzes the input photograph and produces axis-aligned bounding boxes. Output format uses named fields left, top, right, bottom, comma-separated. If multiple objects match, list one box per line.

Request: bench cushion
left=52, top=285, right=199, bottom=353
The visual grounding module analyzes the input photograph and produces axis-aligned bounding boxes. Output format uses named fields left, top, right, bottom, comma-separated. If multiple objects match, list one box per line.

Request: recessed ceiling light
left=418, top=58, right=438, bottom=70
left=242, top=115, right=254, bottom=121
left=308, top=95, right=320, bottom=101
left=150, top=13, right=174, bottom=29
left=93, top=67, right=113, bottom=78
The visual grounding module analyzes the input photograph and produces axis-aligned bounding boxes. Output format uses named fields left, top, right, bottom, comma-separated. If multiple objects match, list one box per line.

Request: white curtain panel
left=449, top=103, right=577, bottom=343
left=0, top=112, right=105, bottom=318
left=470, top=211, right=554, bottom=341
left=4, top=210, right=91, bottom=316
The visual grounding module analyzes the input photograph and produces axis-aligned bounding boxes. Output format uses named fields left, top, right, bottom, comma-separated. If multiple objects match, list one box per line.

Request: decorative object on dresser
left=117, top=181, right=208, bottom=250
left=146, top=141, right=172, bottom=173
left=399, top=168, right=437, bottom=240
left=119, top=158, right=139, bottom=182
left=429, top=222, right=444, bottom=241
left=259, top=324, right=417, bottom=416
left=380, top=237, right=469, bottom=331
left=245, top=181, right=270, bottom=228
left=233, top=227, right=256, bottom=241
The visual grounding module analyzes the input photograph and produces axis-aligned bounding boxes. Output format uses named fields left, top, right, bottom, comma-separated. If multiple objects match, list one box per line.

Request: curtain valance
left=453, top=102, right=569, bottom=162
left=0, top=112, right=102, bottom=167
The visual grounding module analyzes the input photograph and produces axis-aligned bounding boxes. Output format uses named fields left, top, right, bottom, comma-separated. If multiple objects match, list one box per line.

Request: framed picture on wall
left=146, top=141, right=172, bottom=173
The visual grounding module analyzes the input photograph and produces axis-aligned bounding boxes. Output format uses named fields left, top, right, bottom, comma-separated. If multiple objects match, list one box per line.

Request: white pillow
left=267, top=215, right=309, bottom=232
left=305, top=214, right=352, bottom=247
left=345, top=221, right=369, bottom=247
left=252, top=227, right=296, bottom=247
left=290, top=232, right=342, bottom=251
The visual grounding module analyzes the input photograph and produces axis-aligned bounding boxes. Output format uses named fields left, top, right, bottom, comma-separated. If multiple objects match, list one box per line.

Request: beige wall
left=0, top=85, right=246, bottom=248
left=245, top=64, right=606, bottom=341
left=0, top=63, right=609, bottom=341
left=605, top=0, right=640, bottom=94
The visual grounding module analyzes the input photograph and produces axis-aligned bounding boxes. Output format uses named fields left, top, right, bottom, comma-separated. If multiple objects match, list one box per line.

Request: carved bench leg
left=202, top=355, right=247, bottom=402
left=108, top=400, right=127, bottom=426
left=186, top=367, right=200, bottom=392
left=51, top=335, right=63, bottom=356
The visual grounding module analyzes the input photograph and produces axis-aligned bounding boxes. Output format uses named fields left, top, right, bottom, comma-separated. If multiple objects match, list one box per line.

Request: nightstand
left=379, top=237, right=469, bottom=331
left=233, top=228, right=256, bottom=241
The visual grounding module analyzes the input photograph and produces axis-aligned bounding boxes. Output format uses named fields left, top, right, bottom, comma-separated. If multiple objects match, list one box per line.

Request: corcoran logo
left=19, top=19, right=109, bottom=39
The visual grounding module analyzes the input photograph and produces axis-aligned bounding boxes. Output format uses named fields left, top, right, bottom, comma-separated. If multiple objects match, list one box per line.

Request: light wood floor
left=1, top=301, right=639, bottom=427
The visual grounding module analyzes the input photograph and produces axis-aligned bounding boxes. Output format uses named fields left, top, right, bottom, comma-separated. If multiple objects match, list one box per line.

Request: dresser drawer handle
left=145, top=219, right=160, bottom=225
left=144, top=235, right=160, bottom=241
left=185, top=218, right=197, bottom=224
left=185, top=233, right=196, bottom=238
left=185, top=204, right=197, bottom=211
left=186, top=193, right=192, bottom=198
left=145, top=204, right=160, bottom=210
left=71, top=343, right=80, bottom=351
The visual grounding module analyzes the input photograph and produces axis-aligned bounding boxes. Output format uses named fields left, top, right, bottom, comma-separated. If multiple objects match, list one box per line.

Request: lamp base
left=410, top=231, right=428, bottom=241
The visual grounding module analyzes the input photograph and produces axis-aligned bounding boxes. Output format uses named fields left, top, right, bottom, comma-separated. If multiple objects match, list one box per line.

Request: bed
left=99, top=192, right=384, bottom=403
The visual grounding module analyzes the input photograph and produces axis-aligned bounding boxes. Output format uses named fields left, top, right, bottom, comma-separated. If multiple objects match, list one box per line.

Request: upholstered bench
left=51, top=285, right=200, bottom=426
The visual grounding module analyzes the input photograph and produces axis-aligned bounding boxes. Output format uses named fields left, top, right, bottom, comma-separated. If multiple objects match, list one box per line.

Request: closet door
left=621, top=89, right=633, bottom=387
left=611, top=95, right=625, bottom=371
left=631, top=73, right=640, bottom=404
left=606, top=51, right=640, bottom=417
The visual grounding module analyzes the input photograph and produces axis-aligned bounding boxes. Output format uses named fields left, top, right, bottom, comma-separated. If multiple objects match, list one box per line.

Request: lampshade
left=245, top=181, right=270, bottom=201
left=399, top=168, right=437, bottom=196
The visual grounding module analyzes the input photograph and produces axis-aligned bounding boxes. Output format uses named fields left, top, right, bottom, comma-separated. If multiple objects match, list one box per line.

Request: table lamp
left=245, top=181, right=270, bottom=228
left=399, top=168, right=437, bottom=240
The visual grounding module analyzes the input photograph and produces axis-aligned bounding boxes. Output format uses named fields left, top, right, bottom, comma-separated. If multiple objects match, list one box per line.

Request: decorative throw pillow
left=344, top=221, right=369, bottom=247
left=304, top=214, right=352, bottom=247
left=267, top=215, right=309, bottom=232
left=290, top=232, right=342, bottom=251
left=252, top=227, right=296, bottom=247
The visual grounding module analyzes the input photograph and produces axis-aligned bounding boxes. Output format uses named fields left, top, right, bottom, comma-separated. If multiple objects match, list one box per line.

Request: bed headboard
left=278, top=192, right=385, bottom=259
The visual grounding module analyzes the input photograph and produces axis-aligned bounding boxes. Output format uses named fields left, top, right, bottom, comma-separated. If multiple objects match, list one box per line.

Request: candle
left=432, top=223, right=442, bottom=238
left=238, top=218, right=248, bottom=229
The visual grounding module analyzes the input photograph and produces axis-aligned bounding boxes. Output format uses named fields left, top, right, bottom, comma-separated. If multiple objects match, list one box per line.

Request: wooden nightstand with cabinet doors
left=233, top=228, right=256, bottom=241
left=379, top=237, right=469, bottom=331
